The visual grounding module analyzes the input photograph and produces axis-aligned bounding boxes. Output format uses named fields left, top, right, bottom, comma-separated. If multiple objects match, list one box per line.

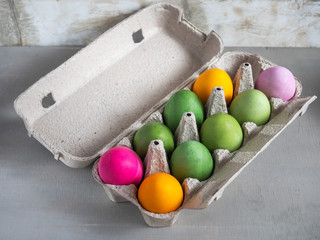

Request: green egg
left=170, top=141, right=214, bottom=183
left=229, top=89, right=271, bottom=126
left=133, top=122, right=174, bottom=160
left=164, top=90, right=204, bottom=133
left=200, top=113, right=243, bottom=153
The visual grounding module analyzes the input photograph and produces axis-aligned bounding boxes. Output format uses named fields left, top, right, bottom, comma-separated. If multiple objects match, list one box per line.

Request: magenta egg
left=255, top=66, right=296, bottom=101
left=98, top=147, right=143, bottom=186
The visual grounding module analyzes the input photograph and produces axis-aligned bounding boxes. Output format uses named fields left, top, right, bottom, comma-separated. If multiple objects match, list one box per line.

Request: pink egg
left=255, top=66, right=296, bottom=101
left=98, top=147, right=143, bottom=186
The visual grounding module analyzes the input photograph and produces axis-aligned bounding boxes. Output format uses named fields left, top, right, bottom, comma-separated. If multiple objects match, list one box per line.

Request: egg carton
left=14, top=3, right=316, bottom=227
left=91, top=60, right=314, bottom=227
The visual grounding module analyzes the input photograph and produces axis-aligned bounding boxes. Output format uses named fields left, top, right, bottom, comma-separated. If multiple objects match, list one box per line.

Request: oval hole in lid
left=42, top=92, right=56, bottom=108
left=132, top=29, right=144, bottom=43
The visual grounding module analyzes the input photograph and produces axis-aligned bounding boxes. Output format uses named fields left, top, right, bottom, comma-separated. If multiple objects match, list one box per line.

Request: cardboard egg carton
left=14, top=3, right=316, bottom=227
left=91, top=60, right=314, bottom=227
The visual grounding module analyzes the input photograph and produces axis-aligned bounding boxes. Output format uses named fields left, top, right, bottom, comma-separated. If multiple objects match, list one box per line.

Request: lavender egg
left=255, top=66, right=296, bottom=101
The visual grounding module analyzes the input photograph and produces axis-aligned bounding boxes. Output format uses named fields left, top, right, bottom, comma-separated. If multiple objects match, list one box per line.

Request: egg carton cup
left=14, top=2, right=316, bottom=227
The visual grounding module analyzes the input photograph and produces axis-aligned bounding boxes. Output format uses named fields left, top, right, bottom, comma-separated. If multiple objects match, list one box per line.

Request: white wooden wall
left=1, top=0, right=319, bottom=47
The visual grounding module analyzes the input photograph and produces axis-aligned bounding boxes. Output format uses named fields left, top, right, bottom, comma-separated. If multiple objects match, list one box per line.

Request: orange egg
left=193, top=68, right=233, bottom=105
left=138, top=172, right=183, bottom=214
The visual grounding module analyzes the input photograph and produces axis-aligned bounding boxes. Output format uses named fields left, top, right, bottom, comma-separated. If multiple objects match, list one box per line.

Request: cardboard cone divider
left=205, top=87, right=228, bottom=118
left=14, top=2, right=317, bottom=228
left=174, top=112, right=200, bottom=145
left=233, top=62, right=254, bottom=97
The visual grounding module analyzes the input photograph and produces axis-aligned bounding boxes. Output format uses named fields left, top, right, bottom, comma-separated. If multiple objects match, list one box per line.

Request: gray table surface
left=0, top=46, right=319, bottom=240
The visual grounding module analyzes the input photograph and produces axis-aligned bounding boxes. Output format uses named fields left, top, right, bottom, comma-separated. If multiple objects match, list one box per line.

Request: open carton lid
left=14, top=3, right=223, bottom=168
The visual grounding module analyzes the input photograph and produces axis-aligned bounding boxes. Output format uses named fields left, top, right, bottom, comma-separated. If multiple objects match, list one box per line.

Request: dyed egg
left=229, top=89, right=271, bottom=126
left=200, top=113, right=243, bottom=153
left=164, top=90, right=204, bottom=133
left=138, top=172, right=183, bottom=214
left=133, top=122, right=174, bottom=159
left=170, top=141, right=214, bottom=183
left=193, top=68, right=233, bottom=105
left=98, top=147, right=143, bottom=186
left=255, top=66, right=296, bottom=101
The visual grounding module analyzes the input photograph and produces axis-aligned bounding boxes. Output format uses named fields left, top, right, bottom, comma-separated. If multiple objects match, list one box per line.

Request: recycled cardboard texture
left=14, top=3, right=222, bottom=168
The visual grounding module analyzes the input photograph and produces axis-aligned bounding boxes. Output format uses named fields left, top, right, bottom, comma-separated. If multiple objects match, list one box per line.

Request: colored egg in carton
left=92, top=59, right=315, bottom=227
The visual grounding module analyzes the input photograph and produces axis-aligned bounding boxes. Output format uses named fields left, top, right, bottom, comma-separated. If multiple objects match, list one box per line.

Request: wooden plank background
left=1, top=0, right=320, bottom=47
